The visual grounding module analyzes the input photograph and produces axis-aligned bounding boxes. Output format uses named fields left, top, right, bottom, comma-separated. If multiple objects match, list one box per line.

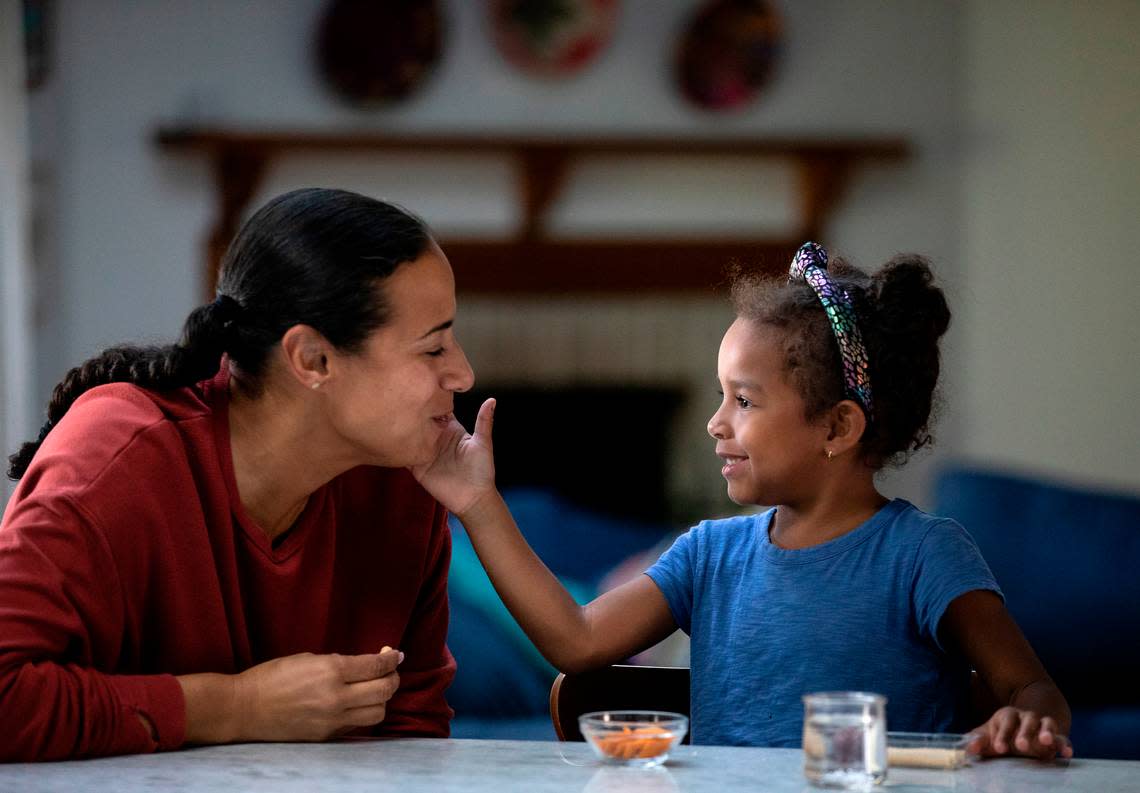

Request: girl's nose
left=707, top=407, right=728, bottom=440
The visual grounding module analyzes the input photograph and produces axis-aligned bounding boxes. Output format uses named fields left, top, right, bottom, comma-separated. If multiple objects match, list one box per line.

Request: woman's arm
left=940, top=589, right=1073, bottom=760
left=414, top=399, right=678, bottom=673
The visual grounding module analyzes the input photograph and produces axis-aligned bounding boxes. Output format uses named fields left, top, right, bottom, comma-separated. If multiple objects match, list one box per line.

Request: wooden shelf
left=155, top=127, right=911, bottom=297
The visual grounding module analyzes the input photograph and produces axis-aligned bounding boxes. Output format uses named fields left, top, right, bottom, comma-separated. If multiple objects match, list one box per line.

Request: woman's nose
left=445, top=344, right=475, bottom=393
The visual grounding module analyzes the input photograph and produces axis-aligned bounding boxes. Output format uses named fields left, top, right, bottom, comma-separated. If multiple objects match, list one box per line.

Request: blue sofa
left=935, top=466, right=1140, bottom=759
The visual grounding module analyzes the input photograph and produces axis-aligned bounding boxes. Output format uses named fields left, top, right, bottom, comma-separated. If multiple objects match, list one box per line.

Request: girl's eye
left=426, top=347, right=446, bottom=358
left=735, top=395, right=752, bottom=409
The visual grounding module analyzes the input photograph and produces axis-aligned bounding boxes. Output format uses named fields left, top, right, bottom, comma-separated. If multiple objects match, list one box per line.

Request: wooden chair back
left=549, top=664, right=691, bottom=742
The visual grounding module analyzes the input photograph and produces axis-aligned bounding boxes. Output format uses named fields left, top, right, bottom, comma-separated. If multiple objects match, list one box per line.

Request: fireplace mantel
left=155, top=127, right=910, bottom=298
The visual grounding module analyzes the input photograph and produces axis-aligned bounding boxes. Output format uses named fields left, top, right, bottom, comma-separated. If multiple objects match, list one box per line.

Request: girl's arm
left=458, top=491, right=677, bottom=673
left=413, top=399, right=678, bottom=673
left=940, top=589, right=1073, bottom=760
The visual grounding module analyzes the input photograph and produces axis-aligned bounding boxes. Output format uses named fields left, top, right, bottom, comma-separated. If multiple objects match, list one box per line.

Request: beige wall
left=959, top=1, right=1140, bottom=493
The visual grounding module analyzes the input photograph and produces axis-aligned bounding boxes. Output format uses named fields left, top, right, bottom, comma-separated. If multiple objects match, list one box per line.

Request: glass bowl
left=579, top=711, right=689, bottom=768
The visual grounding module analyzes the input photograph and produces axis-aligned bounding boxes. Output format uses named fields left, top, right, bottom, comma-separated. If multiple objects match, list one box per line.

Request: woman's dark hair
left=8, top=187, right=431, bottom=480
left=731, top=253, right=951, bottom=469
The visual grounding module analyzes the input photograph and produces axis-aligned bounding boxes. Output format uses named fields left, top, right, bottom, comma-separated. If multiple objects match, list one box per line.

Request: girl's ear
left=280, top=324, right=332, bottom=391
left=825, top=400, right=868, bottom=456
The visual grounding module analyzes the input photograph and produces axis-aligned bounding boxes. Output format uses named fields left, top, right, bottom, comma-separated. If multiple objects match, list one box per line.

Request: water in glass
left=802, top=692, right=887, bottom=790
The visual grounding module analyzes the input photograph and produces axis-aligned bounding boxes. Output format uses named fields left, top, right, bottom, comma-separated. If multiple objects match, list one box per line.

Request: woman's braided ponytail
left=6, top=296, right=240, bottom=480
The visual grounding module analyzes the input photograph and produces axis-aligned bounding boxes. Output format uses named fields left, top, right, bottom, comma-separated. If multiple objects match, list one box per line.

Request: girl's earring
left=826, top=449, right=834, bottom=460
left=311, top=381, right=323, bottom=390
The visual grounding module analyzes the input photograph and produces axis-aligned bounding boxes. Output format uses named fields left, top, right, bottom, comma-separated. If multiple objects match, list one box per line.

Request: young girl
left=416, top=242, right=1072, bottom=760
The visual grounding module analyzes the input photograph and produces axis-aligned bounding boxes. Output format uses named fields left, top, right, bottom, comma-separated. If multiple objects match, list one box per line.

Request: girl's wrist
left=455, top=488, right=506, bottom=527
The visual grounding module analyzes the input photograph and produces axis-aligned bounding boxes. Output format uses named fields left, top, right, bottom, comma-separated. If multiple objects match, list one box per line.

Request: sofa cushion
left=934, top=467, right=1140, bottom=707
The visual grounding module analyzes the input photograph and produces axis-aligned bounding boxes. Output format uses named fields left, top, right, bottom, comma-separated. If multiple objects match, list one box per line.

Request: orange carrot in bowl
left=594, top=725, right=674, bottom=759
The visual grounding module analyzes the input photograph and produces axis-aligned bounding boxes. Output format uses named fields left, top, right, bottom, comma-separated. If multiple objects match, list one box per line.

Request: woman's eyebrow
left=418, top=319, right=453, bottom=340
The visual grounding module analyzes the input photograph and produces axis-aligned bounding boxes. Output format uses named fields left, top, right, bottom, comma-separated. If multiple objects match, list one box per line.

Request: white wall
left=959, top=1, right=1140, bottom=494
left=1, top=0, right=34, bottom=503
left=27, top=0, right=963, bottom=516
left=34, top=2, right=1140, bottom=507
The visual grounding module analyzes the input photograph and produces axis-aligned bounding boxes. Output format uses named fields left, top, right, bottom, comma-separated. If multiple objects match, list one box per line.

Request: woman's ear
left=280, top=325, right=331, bottom=390
left=825, top=400, right=868, bottom=456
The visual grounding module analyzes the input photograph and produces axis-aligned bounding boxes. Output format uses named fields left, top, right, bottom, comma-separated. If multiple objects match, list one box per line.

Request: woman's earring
left=311, top=381, right=322, bottom=390
left=826, top=449, right=834, bottom=460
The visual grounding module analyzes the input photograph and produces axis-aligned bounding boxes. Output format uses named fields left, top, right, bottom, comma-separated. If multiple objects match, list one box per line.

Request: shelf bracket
left=205, top=144, right=269, bottom=297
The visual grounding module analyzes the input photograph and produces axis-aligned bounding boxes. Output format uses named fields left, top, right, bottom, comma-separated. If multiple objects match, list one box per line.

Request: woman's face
left=707, top=318, right=830, bottom=506
left=326, top=242, right=474, bottom=468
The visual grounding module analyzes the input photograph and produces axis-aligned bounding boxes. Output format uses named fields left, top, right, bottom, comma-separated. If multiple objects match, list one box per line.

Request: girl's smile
left=717, top=451, right=749, bottom=479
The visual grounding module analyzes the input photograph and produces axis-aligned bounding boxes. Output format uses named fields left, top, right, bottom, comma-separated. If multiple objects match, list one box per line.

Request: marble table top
left=2, top=738, right=1135, bottom=792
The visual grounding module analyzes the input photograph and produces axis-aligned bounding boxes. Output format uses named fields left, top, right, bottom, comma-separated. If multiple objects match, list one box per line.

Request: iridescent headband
left=788, top=242, right=874, bottom=418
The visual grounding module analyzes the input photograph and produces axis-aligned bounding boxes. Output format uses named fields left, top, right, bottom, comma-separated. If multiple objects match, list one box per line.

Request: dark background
left=454, top=385, right=685, bottom=523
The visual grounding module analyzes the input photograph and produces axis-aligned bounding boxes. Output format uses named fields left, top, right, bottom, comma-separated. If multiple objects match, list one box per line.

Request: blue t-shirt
left=645, top=499, right=1001, bottom=747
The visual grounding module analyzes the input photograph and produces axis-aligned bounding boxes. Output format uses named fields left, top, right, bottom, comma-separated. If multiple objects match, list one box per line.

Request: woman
left=0, top=188, right=474, bottom=761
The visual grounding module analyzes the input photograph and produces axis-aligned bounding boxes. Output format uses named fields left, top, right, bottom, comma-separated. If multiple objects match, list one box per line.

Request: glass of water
left=802, top=692, right=887, bottom=789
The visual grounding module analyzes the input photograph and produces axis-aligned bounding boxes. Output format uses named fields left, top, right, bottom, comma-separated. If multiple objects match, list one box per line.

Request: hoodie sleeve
left=0, top=493, right=185, bottom=761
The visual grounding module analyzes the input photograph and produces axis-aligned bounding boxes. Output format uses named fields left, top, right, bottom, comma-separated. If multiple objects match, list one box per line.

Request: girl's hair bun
left=871, top=255, right=951, bottom=343
left=857, top=254, right=951, bottom=467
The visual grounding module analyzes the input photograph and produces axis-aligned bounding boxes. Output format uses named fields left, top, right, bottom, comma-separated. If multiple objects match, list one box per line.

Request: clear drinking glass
left=802, top=692, right=888, bottom=789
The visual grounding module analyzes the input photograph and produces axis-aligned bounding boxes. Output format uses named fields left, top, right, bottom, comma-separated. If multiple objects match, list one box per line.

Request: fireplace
left=454, top=385, right=685, bottom=524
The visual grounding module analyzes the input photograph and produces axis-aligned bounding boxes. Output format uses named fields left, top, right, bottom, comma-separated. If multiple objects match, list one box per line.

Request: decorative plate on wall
left=675, top=0, right=782, bottom=112
left=316, top=0, right=444, bottom=105
left=491, top=0, right=621, bottom=77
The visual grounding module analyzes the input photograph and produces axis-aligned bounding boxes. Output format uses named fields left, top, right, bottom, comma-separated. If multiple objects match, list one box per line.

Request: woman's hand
left=230, top=648, right=403, bottom=742
left=968, top=706, right=1073, bottom=761
left=412, top=397, right=497, bottom=517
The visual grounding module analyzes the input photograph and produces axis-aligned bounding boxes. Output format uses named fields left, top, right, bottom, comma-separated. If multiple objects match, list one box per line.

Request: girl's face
left=325, top=242, right=474, bottom=467
left=708, top=318, right=831, bottom=506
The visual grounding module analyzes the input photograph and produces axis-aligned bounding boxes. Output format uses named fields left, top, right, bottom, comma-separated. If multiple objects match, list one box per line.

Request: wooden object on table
left=155, top=127, right=910, bottom=299
left=887, top=746, right=969, bottom=769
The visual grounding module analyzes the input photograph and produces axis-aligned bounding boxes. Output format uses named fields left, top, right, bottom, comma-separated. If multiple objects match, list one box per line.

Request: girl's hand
left=412, top=398, right=497, bottom=516
left=968, top=706, right=1073, bottom=761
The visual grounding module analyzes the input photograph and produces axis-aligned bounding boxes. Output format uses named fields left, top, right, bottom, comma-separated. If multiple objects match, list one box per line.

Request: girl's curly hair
left=730, top=253, right=951, bottom=469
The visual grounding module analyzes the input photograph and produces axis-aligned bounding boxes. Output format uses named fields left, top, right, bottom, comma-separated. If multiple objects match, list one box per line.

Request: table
left=1, top=739, right=1135, bottom=792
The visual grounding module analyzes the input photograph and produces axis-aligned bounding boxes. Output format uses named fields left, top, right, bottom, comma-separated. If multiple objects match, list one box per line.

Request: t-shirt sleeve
left=645, top=528, right=698, bottom=634
left=0, top=493, right=185, bottom=761
left=378, top=502, right=456, bottom=737
left=912, top=519, right=1004, bottom=651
